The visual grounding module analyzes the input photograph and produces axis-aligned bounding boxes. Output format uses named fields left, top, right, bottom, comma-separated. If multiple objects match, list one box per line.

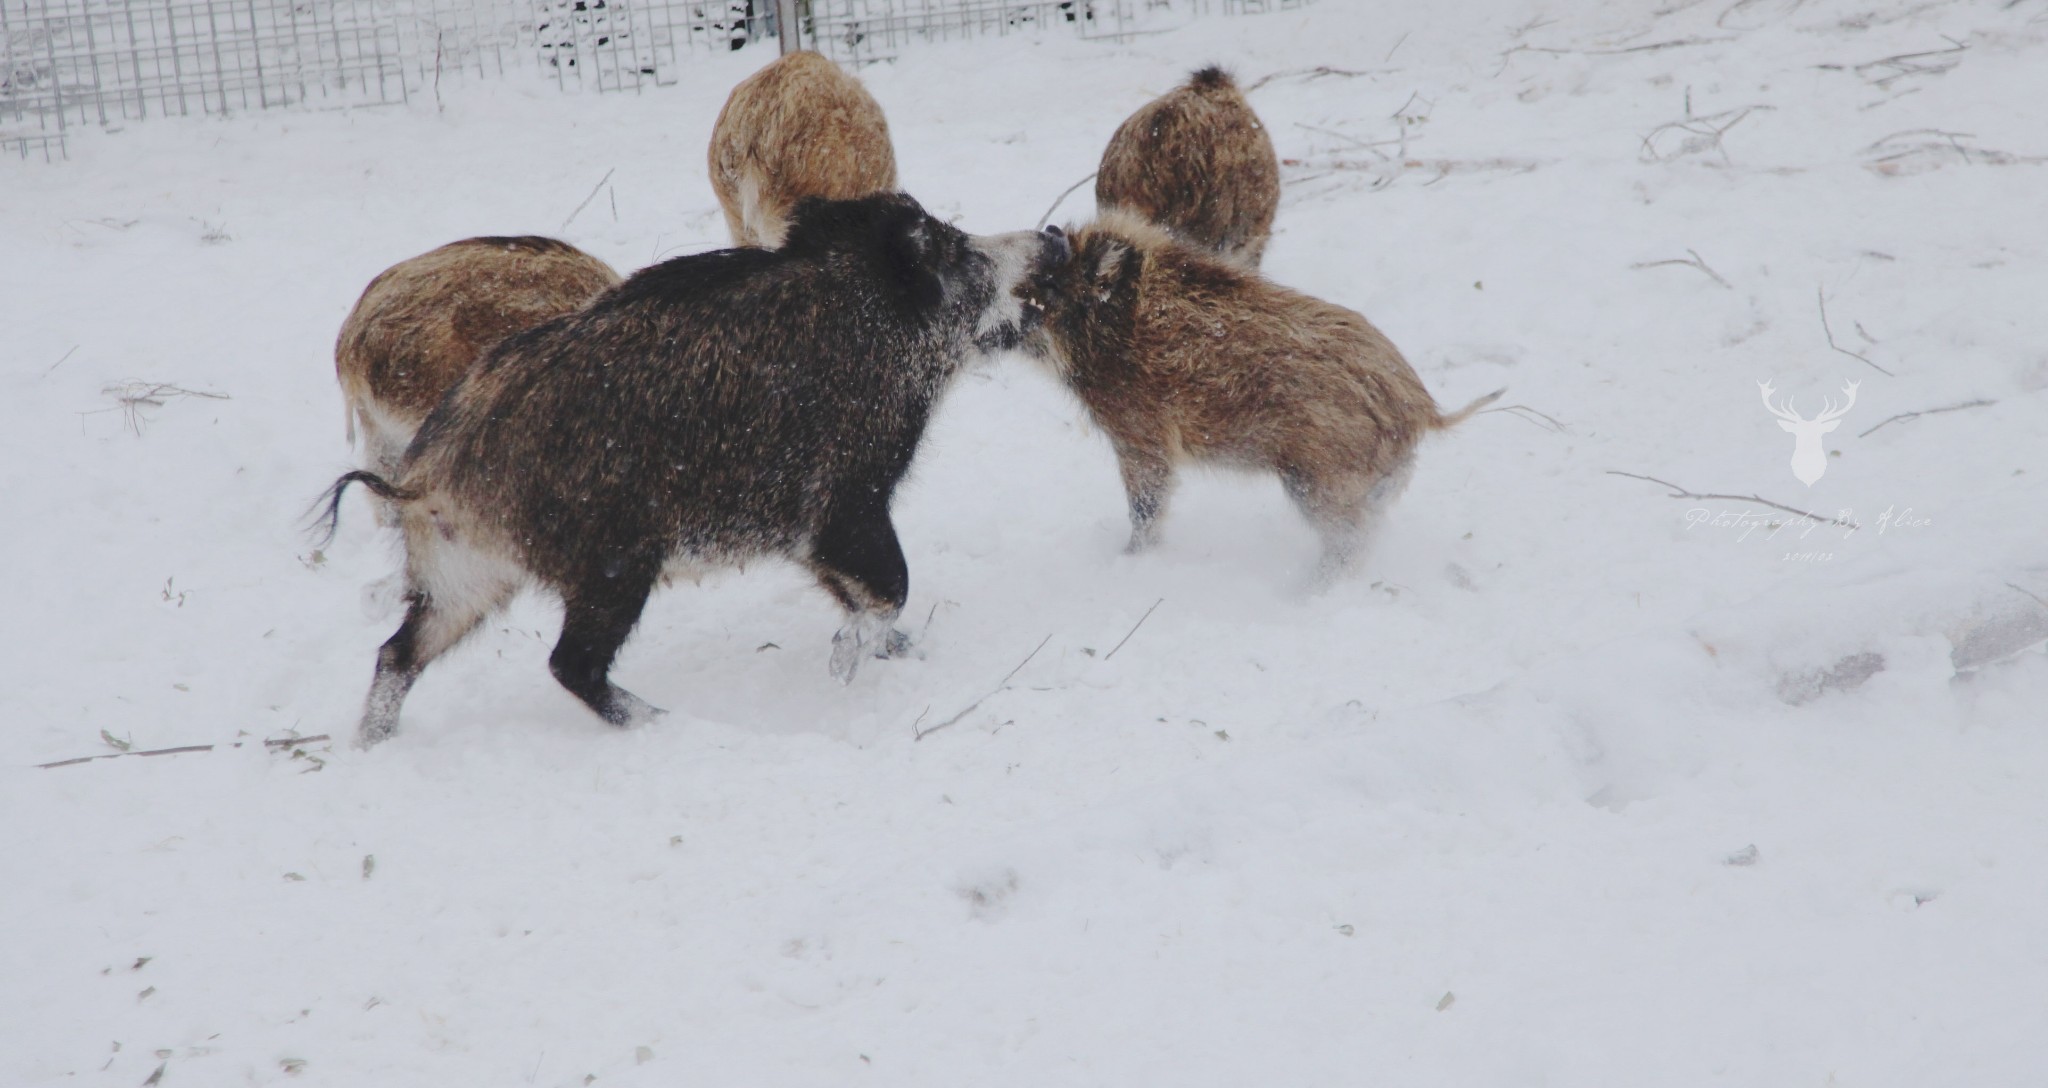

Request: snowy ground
left=6, top=0, right=2048, bottom=1083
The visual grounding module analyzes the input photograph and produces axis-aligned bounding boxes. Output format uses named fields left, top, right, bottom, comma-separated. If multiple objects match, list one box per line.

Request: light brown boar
left=707, top=50, right=899, bottom=248
left=1094, top=66, right=1280, bottom=267
left=1017, top=213, right=1499, bottom=576
left=335, top=236, right=620, bottom=482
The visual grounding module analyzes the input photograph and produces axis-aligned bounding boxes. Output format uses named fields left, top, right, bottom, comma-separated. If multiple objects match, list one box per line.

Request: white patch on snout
left=968, top=230, right=1045, bottom=343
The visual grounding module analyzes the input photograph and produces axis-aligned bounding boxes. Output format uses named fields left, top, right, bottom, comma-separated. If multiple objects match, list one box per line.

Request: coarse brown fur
left=1094, top=66, right=1281, bottom=267
left=1017, top=213, right=1499, bottom=575
left=708, top=50, right=899, bottom=249
left=335, top=236, right=620, bottom=480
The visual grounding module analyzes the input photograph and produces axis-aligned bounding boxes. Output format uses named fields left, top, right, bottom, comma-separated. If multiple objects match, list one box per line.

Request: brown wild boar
left=336, top=236, right=620, bottom=484
left=313, top=195, right=1068, bottom=747
left=708, top=50, right=899, bottom=248
left=1017, top=213, right=1498, bottom=576
left=1095, top=66, right=1280, bottom=267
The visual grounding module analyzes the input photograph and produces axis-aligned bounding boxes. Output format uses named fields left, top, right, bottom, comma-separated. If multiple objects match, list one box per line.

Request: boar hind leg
left=808, top=503, right=910, bottom=684
left=1112, top=440, right=1177, bottom=554
left=1284, top=454, right=1416, bottom=580
left=549, top=565, right=665, bottom=728
left=359, top=582, right=509, bottom=748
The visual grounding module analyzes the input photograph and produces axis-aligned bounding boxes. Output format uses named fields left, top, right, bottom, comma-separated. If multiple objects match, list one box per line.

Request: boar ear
left=1088, top=238, right=1135, bottom=302
left=881, top=209, right=946, bottom=312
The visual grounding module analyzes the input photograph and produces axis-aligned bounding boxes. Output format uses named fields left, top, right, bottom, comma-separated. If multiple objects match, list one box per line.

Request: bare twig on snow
left=1817, top=288, right=1895, bottom=376
left=1607, top=470, right=1860, bottom=530
left=94, top=381, right=230, bottom=436
left=1850, top=37, right=1968, bottom=88
left=1103, top=598, right=1164, bottom=661
left=43, top=345, right=79, bottom=377
left=1630, top=248, right=1732, bottom=288
left=913, top=634, right=1053, bottom=742
left=1246, top=66, right=1391, bottom=92
left=1639, top=95, right=1774, bottom=163
left=1718, top=0, right=1808, bottom=30
left=2007, top=582, right=2048, bottom=611
left=1856, top=397, right=1995, bottom=438
left=1482, top=404, right=1570, bottom=432
left=39, top=734, right=331, bottom=770
left=561, top=167, right=616, bottom=232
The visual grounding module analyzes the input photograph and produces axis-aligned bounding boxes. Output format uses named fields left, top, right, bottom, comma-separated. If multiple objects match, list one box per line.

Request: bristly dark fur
left=340, top=193, right=1067, bottom=746
left=1094, top=65, right=1281, bottom=267
left=306, top=470, right=417, bottom=547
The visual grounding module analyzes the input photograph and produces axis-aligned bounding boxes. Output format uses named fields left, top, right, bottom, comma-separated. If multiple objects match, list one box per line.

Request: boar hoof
left=604, top=687, right=666, bottom=729
left=876, top=627, right=917, bottom=660
left=830, top=614, right=901, bottom=683
left=829, top=628, right=866, bottom=684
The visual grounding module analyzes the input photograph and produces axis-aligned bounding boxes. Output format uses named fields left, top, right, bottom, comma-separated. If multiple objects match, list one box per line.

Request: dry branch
left=2007, top=582, right=2048, bottom=612
left=1036, top=172, right=1098, bottom=231
left=42, top=345, right=78, bottom=378
left=1103, top=598, right=1164, bottom=661
left=1482, top=404, right=1570, bottom=432
left=560, top=167, right=615, bottom=232
left=1295, top=123, right=1401, bottom=160
left=94, top=381, right=230, bottom=436
left=913, top=634, right=1053, bottom=742
left=1589, top=35, right=1738, bottom=54
left=1498, top=35, right=1732, bottom=74
left=1607, top=471, right=1860, bottom=530
left=1630, top=248, right=1732, bottom=288
left=1852, top=38, right=1967, bottom=88
left=1817, top=288, right=1894, bottom=376
left=1246, top=66, right=1391, bottom=92
left=1639, top=97, right=1773, bottom=163
left=39, top=734, right=331, bottom=770
left=1856, top=397, right=1995, bottom=438
left=1861, top=129, right=2046, bottom=174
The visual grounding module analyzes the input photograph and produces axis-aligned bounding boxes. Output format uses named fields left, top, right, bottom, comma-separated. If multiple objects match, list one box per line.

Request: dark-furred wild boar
left=315, top=194, right=1068, bottom=746
left=708, top=50, right=898, bottom=249
left=1094, top=66, right=1280, bottom=267
left=1017, top=212, right=1497, bottom=577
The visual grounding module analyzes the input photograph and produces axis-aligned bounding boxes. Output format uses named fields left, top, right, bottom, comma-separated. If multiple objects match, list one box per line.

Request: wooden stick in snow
left=38, top=735, right=331, bottom=770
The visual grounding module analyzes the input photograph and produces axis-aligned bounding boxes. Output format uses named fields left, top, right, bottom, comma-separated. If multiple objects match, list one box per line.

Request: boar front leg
left=808, top=500, right=911, bottom=684
left=1110, top=438, right=1177, bottom=554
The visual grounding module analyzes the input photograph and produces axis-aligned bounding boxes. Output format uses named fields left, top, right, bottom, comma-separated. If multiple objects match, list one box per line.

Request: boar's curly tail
left=1188, top=65, right=1237, bottom=92
left=306, top=470, right=416, bottom=547
left=1436, top=388, right=1506, bottom=428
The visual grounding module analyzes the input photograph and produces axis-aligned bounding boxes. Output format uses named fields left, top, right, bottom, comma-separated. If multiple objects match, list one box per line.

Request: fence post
left=775, top=0, right=799, bottom=54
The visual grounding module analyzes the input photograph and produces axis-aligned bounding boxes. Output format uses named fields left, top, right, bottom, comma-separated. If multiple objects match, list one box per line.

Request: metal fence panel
left=2, top=0, right=1310, bottom=159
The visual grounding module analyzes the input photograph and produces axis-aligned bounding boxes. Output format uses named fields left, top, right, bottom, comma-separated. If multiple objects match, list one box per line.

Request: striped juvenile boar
left=1095, top=66, right=1280, bottom=267
left=315, top=194, right=1068, bottom=746
left=336, top=236, right=620, bottom=484
left=1016, top=213, right=1497, bottom=576
left=708, top=50, right=898, bottom=248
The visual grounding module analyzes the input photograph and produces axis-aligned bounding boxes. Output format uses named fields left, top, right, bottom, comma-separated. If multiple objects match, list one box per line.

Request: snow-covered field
left=6, top=0, right=2047, bottom=1083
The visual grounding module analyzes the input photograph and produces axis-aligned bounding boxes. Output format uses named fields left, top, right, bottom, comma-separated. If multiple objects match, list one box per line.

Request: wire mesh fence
left=2, top=0, right=1311, bottom=159
left=805, top=0, right=1313, bottom=64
